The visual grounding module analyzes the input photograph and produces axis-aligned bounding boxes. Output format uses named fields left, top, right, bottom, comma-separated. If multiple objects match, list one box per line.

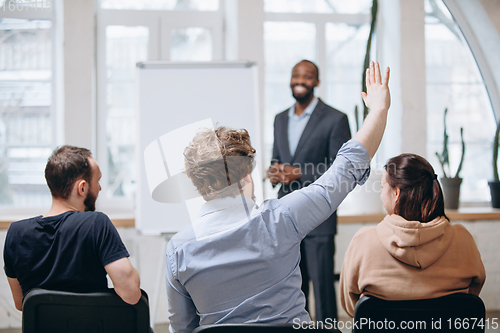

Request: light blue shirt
left=288, top=97, right=318, bottom=156
left=166, top=140, right=370, bottom=333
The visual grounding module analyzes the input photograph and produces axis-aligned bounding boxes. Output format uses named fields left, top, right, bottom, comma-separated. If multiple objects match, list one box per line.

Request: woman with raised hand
left=340, top=153, right=485, bottom=317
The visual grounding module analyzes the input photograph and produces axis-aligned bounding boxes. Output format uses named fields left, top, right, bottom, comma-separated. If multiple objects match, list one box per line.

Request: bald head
left=292, top=60, right=319, bottom=81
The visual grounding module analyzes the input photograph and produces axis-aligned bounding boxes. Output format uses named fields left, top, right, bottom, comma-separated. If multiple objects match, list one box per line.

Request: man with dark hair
left=44, top=146, right=96, bottom=210
left=4, top=145, right=141, bottom=311
left=166, top=62, right=390, bottom=333
left=268, top=59, right=351, bottom=321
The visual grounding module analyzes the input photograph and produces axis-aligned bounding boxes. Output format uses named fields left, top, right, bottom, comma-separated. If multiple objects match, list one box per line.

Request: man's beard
left=84, top=190, right=97, bottom=212
left=292, top=85, right=314, bottom=104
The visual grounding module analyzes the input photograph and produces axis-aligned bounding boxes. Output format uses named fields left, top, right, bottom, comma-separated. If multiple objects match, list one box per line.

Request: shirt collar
left=289, top=96, right=319, bottom=118
left=193, top=194, right=256, bottom=240
left=199, top=194, right=256, bottom=217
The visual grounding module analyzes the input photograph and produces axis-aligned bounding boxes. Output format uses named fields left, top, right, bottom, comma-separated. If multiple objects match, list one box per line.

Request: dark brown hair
left=384, top=153, right=448, bottom=222
left=45, top=145, right=92, bottom=199
left=184, top=127, right=256, bottom=200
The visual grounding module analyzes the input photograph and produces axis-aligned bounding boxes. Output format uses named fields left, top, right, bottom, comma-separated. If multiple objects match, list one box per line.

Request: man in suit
left=268, top=59, right=351, bottom=321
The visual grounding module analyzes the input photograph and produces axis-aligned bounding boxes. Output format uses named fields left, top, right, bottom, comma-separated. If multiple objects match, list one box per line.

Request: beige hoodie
left=340, top=215, right=486, bottom=317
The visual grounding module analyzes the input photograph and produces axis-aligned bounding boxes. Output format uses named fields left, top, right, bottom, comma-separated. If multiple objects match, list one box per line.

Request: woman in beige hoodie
left=340, top=153, right=486, bottom=317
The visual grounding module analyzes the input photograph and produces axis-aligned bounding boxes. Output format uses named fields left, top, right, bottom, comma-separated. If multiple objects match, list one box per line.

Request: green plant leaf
left=454, top=127, right=465, bottom=178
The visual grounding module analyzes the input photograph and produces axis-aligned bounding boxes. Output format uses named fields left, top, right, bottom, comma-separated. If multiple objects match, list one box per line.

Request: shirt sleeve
left=3, top=225, right=16, bottom=278
left=166, top=243, right=200, bottom=333
left=279, top=139, right=370, bottom=239
left=94, top=213, right=130, bottom=267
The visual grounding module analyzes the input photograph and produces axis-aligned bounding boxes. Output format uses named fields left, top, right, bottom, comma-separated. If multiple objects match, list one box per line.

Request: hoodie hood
left=376, top=215, right=452, bottom=269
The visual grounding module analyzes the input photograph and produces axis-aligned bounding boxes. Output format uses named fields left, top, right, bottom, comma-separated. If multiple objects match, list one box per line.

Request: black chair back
left=353, top=293, right=485, bottom=333
left=22, top=288, right=150, bottom=333
left=192, top=323, right=340, bottom=332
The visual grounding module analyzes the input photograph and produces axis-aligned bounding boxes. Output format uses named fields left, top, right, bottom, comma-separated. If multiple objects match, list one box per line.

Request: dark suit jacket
left=271, top=98, right=351, bottom=236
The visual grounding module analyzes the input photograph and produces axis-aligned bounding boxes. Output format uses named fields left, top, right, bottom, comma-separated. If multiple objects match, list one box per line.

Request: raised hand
left=361, top=61, right=390, bottom=113
left=352, top=61, right=391, bottom=160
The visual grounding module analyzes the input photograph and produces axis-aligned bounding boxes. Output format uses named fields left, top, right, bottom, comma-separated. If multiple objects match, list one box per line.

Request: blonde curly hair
left=184, top=126, right=256, bottom=201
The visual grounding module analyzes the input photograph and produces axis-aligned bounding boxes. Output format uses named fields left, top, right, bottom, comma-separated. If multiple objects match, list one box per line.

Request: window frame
left=0, top=3, right=58, bottom=218
left=442, top=0, right=500, bottom=121
left=96, top=7, right=224, bottom=213
left=425, top=0, right=498, bottom=204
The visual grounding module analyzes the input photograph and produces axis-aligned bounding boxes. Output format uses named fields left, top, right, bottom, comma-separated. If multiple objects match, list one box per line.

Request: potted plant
left=488, top=119, right=500, bottom=208
left=435, top=107, right=465, bottom=210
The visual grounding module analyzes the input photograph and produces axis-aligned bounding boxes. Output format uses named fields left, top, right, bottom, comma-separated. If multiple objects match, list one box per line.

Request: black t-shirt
left=3, top=211, right=129, bottom=296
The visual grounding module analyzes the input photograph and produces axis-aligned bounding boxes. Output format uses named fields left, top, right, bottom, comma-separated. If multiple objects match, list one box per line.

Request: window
left=97, top=1, right=223, bottom=209
left=325, top=23, right=371, bottom=133
left=0, top=16, right=54, bottom=208
left=101, top=0, right=218, bottom=11
left=425, top=0, right=495, bottom=202
left=263, top=21, right=316, bottom=152
left=104, top=26, right=149, bottom=199
left=264, top=0, right=372, bottom=14
left=171, top=27, right=212, bottom=61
